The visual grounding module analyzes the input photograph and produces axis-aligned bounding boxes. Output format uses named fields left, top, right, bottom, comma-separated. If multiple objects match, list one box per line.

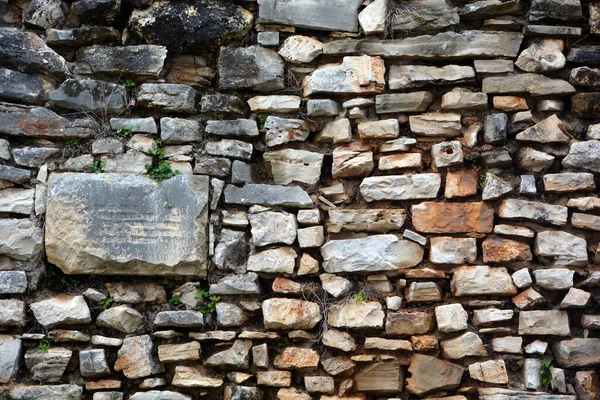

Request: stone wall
left=0, top=0, right=600, bottom=399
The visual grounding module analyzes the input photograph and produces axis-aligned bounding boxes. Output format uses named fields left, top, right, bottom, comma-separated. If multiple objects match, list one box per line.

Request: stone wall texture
left=0, top=0, right=600, bottom=399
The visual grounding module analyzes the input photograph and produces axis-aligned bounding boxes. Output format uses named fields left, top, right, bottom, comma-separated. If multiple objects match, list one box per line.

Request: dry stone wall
left=0, top=0, right=600, bottom=399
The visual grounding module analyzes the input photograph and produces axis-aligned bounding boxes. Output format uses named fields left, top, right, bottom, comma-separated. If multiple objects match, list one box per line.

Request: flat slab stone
left=218, top=45, right=284, bottom=92
left=389, top=65, right=475, bottom=89
left=478, top=388, right=575, bottom=400
left=482, top=74, right=576, bottom=97
left=45, top=174, right=209, bottom=276
left=0, top=384, right=83, bottom=400
left=322, top=31, right=523, bottom=60
left=320, top=234, right=423, bottom=273
left=552, top=338, right=600, bottom=368
left=360, top=174, right=441, bottom=201
left=224, top=184, right=313, bottom=208
left=406, top=354, right=463, bottom=396
left=257, top=0, right=362, bottom=32
left=74, top=45, right=168, bottom=78
left=412, top=202, right=495, bottom=233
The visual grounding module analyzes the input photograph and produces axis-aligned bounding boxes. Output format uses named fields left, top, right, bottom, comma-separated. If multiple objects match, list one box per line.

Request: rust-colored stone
left=411, top=202, right=494, bottom=233
left=482, top=235, right=532, bottom=263
left=445, top=170, right=478, bottom=199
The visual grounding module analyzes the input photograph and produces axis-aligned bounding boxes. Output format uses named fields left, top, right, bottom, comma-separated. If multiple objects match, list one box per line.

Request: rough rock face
left=129, top=1, right=253, bottom=51
left=45, top=174, right=209, bottom=276
left=406, top=354, right=463, bottom=396
left=262, top=298, right=321, bottom=330
left=219, top=46, right=284, bottom=92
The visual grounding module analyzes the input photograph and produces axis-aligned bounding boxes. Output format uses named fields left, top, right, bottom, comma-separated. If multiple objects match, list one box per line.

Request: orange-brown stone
left=482, top=235, right=532, bottom=263
left=445, top=170, right=478, bottom=199
left=411, top=202, right=494, bottom=233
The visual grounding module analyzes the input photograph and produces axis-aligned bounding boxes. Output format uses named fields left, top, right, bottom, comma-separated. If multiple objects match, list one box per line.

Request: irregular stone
left=80, top=349, right=110, bottom=378
left=534, top=231, right=587, bottom=266
left=322, top=329, right=356, bottom=352
left=532, top=268, right=575, bottom=290
left=469, top=360, right=509, bottom=384
left=157, top=342, right=200, bottom=363
left=513, top=287, right=545, bottom=309
left=0, top=102, right=91, bottom=139
left=405, top=282, right=442, bottom=303
left=435, top=304, right=468, bottom=333
left=154, top=311, right=204, bottom=328
left=30, top=295, right=91, bottom=328
left=444, top=170, right=478, bottom=199
left=128, top=1, right=252, bottom=52
left=442, top=90, right=488, bottom=111
left=262, top=298, right=321, bottom=330
left=518, top=310, right=570, bottom=336
left=200, top=94, right=247, bottom=117
left=484, top=113, right=508, bottom=145
left=247, top=247, right=295, bottom=274
left=264, top=116, right=309, bottom=147
left=570, top=66, right=600, bottom=88
left=482, top=236, right=532, bottom=263
left=218, top=45, right=284, bottom=92
left=528, top=0, right=583, bottom=21
left=409, top=113, right=461, bottom=137
left=390, top=65, right=475, bottom=90
left=0, top=271, right=27, bottom=295
left=354, top=362, right=403, bottom=393
left=297, top=226, right=324, bottom=248
left=323, top=31, right=523, bottom=60
left=46, top=174, right=208, bottom=276
left=429, top=237, right=476, bottom=265
left=360, top=174, right=440, bottom=201
left=326, top=209, right=406, bottom=233
left=248, top=96, right=300, bottom=114
left=257, top=0, right=361, bottom=32
left=45, top=26, right=119, bottom=47
left=0, top=299, right=24, bottom=327
left=106, top=282, right=166, bottom=304
left=321, top=235, right=423, bottom=273
left=72, top=0, right=120, bottom=24
left=22, top=0, right=65, bottom=29
left=303, top=56, right=385, bottom=97
left=172, top=365, right=223, bottom=389
left=516, top=39, right=566, bottom=72
left=273, top=347, right=319, bottom=371
left=379, top=153, right=422, bottom=170
left=543, top=172, right=595, bottom=193
left=210, top=273, right=261, bottom=295
left=0, top=28, right=69, bottom=78
left=332, top=143, right=373, bottom=179
left=129, top=391, right=191, bottom=400
left=474, top=59, right=514, bottom=74
left=498, top=199, right=568, bottom=226
left=482, top=73, right=576, bottom=97
left=412, top=202, right=494, bottom=233
left=13, top=147, right=60, bottom=168
left=278, top=36, right=322, bottom=64
left=406, top=354, right=463, bottom=396
left=50, top=79, right=127, bottom=114
left=0, top=68, right=55, bottom=105
left=560, top=287, right=591, bottom=308
left=137, top=84, right=196, bottom=114
left=263, top=149, right=323, bottom=186
left=328, top=300, right=384, bottom=330
left=75, top=45, right=167, bottom=78
left=492, top=336, right=522, bottom=354
left=386, top=311, right=434, bottom=336
left=358, top=119, right=399, bottom=140
left=441, top=332, right=487, bottom=359
left=0, top=219, right=43, bottom=260
left=451, top=265, right=517, bottom=296
left=249, top=211, right=296, bottom=247
left=0, top=188, right=34, bottom=215
left=516, top=115, right=570, bottom=144
left=517, top=147, right=554, bottom=172
left=114, top=335, right=164, bottom=379
left=574, top=371, right=599, bottom=400
left=431, top=141, right=463, bottom=168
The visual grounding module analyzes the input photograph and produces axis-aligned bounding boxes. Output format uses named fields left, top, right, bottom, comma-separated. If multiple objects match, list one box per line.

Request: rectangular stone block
left=45, top=173, right=209, bottom=276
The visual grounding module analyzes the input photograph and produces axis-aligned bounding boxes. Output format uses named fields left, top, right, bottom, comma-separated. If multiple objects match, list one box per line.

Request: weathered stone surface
left=0, top=384, right=83, bottom=400
left=516, top=115, right=570, bottom=143
left=412, top=202, right=494, bottom=233
left=451, top=266, right=517, bottom=296
left=0, top=68, right=55, bottom=105
left=390, top=65, right=475, bottom=90
left=328, top=300, right=384, bottom=329
left=46, top=26, right=120, bottom=47
left=386, top=311, right=434, bottom=336
left=129, top=1, right=252, bottom=52
left=72, top=0, right=120, bottom=24
left=13, top=147, right=60, bottom=168
left=210, top=273, right=261, bottom=295
left=0, top=102, right=92, bottom=139
left=0, top=188, right=34, bottom=215
left=0, top=299, right=24, bottom=327
left=247, top=247, right=296, bottom=274
left=315, top=119, right=352, bottom=144
left=518, top=310, right=570, bottom=336
left=262, top=298, right=321, bottom=330
left=0, top=219, right=43, bottom=260
left=326, top=209, right=406, bottom=233
left=570, top=66, right=600, bottom=88
left=321, top=235, right=423, bottom=273
left=376, top=92, right=434, bottom=114
left=80, top=349, right=110, bottom=378
left=469, top=360, right=508, bottom=384
left=406, top=282, right=442, bottom=303
left=46, top=174, right=209, bottom=276
left=258, top=0, right=361, bottom=32
left=303, top=56, right=385, bottom=97
left=204, top=339, right=252, bottom=369
left=219, top=46, right=284, bottom=92
left=517, top=147, right=554, bottom=172
left=264, top=116, right=309, bottom=147
left=409, top=113, right=462, bottom=137
left=482, top=236, right=532, bottom=263
left=332, top=143, right=373, bottom=179
left=278, top=36, right=322, bottom=64
left=543, top=172, right=594, bottom=193
left=154, top=311, right=204, bottom=328
left=430, top=237, right=476, bottom=265
left=172, top=365, right=223, bottom=389
left=137, top=84, right=197, bottom=114
left=273, top=347, right=319, bottom=371
left=22, top=0, right=65, bottom=29
left=528, top=0, right=583, bottom=21
left=224, top=184, right=313, bottom=208
left=157, top=341, right=200, bottom=363
left=567, top=46, right=600, bottom=65
left=360, top=174, right=440, bottom=201
left=406, top=354, right=463, bottom=396
left=516, top=39, right=566, bottom=73
left=435, top=304, right=468, bottom=333
left=30, top=295, right=91, bottom=328
left=482, top=74, right=576, bottom=97
left=263, top=149, right=323, bottom=186
left=105, top=282, right=166, bottom=304
left=498, top=199, right=568, bottom=226
left=492, top=336, right=522, bottom=354
left=442, top=90, right=488, bottom=111
left=129, top=391, right=191, bottom=400
left=323, top=31, right=523, bottom=60
left=50, top=79, right=127, bottom=114
left=358, top=119, right=399, bottom=140
left=249, top=211, right=296, bottom=247
left=563, top=140, right=600, bottom=172
left=322, top=329, right=356, bottom=352
left=354, top=362, right=403, bottom=393
left=534, top=231, right=587, bottom=266
left=248, top=96, right=300, bottom=114
left=114, top=335, right=164, bottom=379
left=441, top=332, right=487, bottom=359
left=75, top=45, right=168, bottom=78
left=97, top=305, right=144, bottom=334
left=205, top=139, right=252, bottom=160
left=0, top=271, right=27, bottom=295
left=432, top=141, right=463, bottom=168
left=532, top=268, right=575, bottom=290
left=0, top=28, right=69, bottom=78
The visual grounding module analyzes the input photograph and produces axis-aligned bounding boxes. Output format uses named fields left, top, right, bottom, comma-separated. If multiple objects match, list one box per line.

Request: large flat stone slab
left=224, top=184, right=313, bottom=208
left=257, top=0, right=362, bottom=32
left=45, top=174, right=209, bottom=276
left=322, top=31, right=523, bottom=60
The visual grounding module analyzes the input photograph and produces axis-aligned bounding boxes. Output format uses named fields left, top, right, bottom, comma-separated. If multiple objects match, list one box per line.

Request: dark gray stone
left=12, top=147, right=60, bottom=167
left=570, top=67, right=600, bottom=88
left=74, top=45, right=168, bottom=78
left=0, top=28, right=69, bottom=78
left=571, top=92, right=600, bottom=118
left=205, top=119, right=259, bottom=138
left=0, top=384, right=82, bottom=400
left=45, top=27, right=120, bottom=47
left=0, top=271, right=27, bottom=294
left=200, top=94, right=247, bottom=117
left=218, top=45, right=285, bottom=92
left=567, top=47, right=600, bottom=65
left=0, top=68, right=56, bottom=105
left=50, top=79, right=127, bottom=113
left=72, top=0, right=121, bottom=24
left=137, top=83, right=197, bottom=114
left=258, top=0, right=361, bottom=32
left=0, top=102, right=92, bottom=139
left=484, top=113, right=508, bottom=145
left=0, top=165, right=31, bottom=184
left=45, top=174, right=209, bottom=276
left=79, top=349, right=110, bottom=378
left=193, top=156, right=231, bottom=178
left=160, top=118, right=203, bottom=144
left=153, top=311, right=204, bottom=328
left=528, top=0, right=583, bottom=21
left=129, top=0, right=252, bottom=52
left=224, top=183, right=313, bottom=208
left=22, top=0, right=66, bottom=29
left=524, top=25, right=582, bottom=37
left=231, top=160, right=260, bottom=184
